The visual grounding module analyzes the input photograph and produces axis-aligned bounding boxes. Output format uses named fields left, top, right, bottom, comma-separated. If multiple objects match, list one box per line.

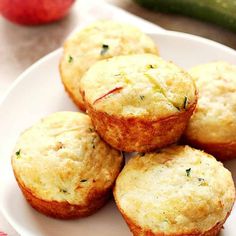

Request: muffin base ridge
left=114, top=195, right=232, bottom=236
left=86, top=100, right=197, bottom=152
left=15, top=173, right=111, bottom=219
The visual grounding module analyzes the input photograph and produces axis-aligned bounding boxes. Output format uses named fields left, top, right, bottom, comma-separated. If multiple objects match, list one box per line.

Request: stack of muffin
left=12, top=21, right=235, bottom=236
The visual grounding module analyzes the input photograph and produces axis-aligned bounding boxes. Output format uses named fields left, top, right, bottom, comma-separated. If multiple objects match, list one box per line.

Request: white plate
left=0, top=31, right=236, bottom=236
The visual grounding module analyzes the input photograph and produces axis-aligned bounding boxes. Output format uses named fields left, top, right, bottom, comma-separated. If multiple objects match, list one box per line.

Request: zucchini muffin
left=184, top=61, right=236, bottom=160
left=59, top=20, right=158, bottom=111
left=12, top=112, right=123, bottom=219
left=114, top=145, right=235, bottom=236
left=80, top=54, right=197, bottom=152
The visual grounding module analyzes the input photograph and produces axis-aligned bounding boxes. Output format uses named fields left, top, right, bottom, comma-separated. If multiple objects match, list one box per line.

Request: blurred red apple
left=0, top=0, right=75, bottom=25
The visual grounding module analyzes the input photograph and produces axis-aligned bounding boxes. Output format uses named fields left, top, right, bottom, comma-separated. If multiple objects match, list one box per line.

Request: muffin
left=114, top=145, right=235, bottom=236
left=80, top=54, right=197, bottom=152
left=59, top=20, right=159, bottom=111
left=11, top=112, right=123, bottom=219
left=184, top=61, right=236, bottom=160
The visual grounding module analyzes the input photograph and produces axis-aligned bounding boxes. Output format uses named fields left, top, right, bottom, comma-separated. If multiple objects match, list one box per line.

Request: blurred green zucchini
left=134, top=0, right=236, bottom=32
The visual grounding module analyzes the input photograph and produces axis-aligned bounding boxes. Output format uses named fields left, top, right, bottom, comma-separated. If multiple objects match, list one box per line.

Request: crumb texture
left=81, top=54, right=196, bottom=118
left=186, top=61, right=236, bottom=143
left=114, top=146, right=235, bottom=234
left=12, top=112, right=122, bottom=205
left=60, top=20, right=158, bottom=108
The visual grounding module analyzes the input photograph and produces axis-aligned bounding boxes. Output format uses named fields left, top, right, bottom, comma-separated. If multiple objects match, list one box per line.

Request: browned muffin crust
left=84, top=97, right=197, bottom=152
left=15, top=171, right=113, bottom=219
left=115, top=203, right=231, bottom=236
left=183, top=138, right=236, bottom=161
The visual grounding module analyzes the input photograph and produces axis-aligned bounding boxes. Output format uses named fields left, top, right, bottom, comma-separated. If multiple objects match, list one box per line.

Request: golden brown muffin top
left=114, top=145, right=235, bottom=234
left=81, top=54, right=197, bottom=118
left=12, top=112, right=122, bottom=205
left=60, top=20, right=158, bottom=108
left=186, top=61, right=236, bottom=143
